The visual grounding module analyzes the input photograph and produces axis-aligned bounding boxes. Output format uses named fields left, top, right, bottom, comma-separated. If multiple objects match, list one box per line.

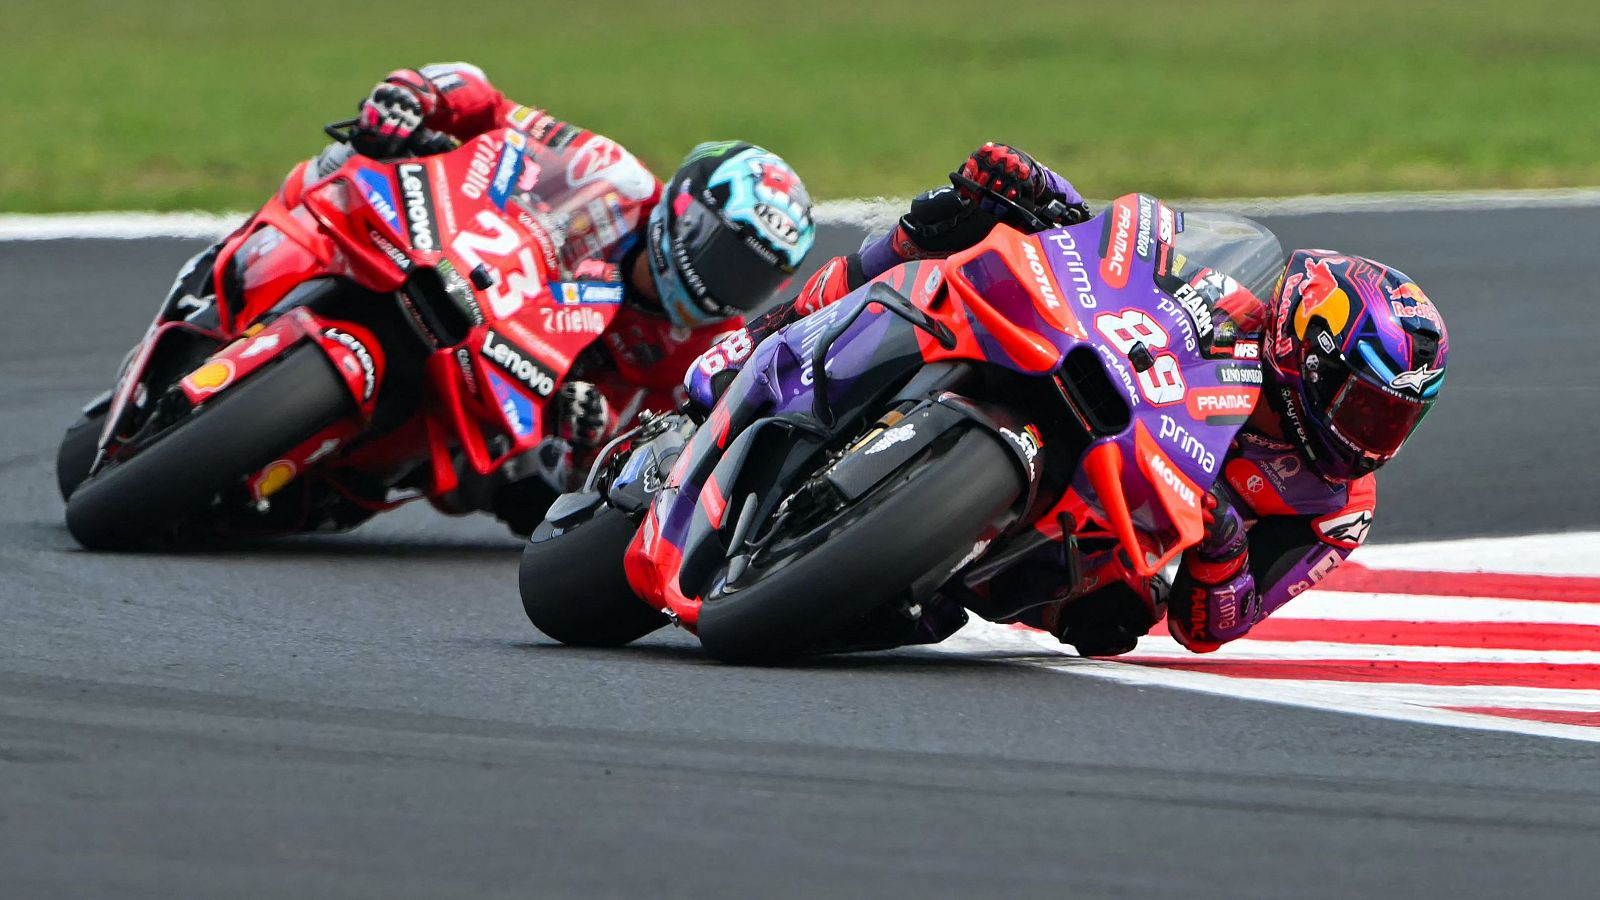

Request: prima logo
left=1045, top=231, right=1098, bottom=308
left=1158, top=414, right=1217, bottom=473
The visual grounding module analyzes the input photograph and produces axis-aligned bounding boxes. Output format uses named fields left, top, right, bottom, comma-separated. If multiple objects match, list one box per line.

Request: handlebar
left=322, top=118, right=456, bottom=157
left=948, top=170, right=1081, bottom=232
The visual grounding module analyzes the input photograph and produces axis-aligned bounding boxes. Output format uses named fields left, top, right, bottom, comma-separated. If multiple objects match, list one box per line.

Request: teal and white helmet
left=645, top=141, right=816, bottom=327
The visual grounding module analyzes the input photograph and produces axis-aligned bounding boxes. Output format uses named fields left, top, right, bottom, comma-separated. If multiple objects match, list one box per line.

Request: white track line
left=1268, top=592, right=1600, bottom=625
left=1125, top=636, right=1600, bottom=665
left=940, top=622, right=1600, bottom=744
left=927, top=530, right=1600, bottom=743
left=7, top=187, right=1600, bottom=241
left=1351, top=531, right=1600, bottom=576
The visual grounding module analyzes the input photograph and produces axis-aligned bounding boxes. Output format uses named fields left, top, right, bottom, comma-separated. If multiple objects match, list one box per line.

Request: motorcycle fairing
left=625, top=195, right=1270, bottom=625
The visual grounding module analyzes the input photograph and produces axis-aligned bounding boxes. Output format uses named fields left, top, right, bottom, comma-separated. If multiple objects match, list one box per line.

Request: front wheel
left=696, top=428, right=1023, bottom=664
left=56, top=408, right=108, bottom=501
left=520, top=506, right=670, bottom=647
left=64, top=345, right=353, bottom=550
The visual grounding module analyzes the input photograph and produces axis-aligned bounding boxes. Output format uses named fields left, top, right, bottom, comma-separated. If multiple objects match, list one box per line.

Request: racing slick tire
left=56, top=409, right=108, bottom=501
left=64, top=346, right=353, bottom=550
left=520, top=505, right=671, bottom=647
left=696, top=428, right=1023, bottom=665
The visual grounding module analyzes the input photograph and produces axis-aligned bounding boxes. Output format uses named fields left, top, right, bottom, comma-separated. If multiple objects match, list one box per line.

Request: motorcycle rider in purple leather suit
left=686, top=143, right=1449, bottom=656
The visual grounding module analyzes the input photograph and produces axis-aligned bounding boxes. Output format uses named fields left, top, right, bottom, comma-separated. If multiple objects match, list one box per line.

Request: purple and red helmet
left=1263, top=250, right=1449, bottom=482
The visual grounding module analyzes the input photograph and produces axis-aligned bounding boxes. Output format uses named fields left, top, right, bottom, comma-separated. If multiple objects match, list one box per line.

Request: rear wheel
left=696, top=428, right=1023, bottom=664
left=65, top=346, right=353, bottom=550
left=520, top=506, right=670, bottom=647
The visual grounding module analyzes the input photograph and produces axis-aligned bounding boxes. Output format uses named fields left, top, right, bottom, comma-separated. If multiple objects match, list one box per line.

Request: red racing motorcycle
left=59, top=123, right=714, bottom=549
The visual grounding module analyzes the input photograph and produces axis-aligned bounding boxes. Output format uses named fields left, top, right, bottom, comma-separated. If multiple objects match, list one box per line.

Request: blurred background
left=5, top=0, right=1599, bottom=212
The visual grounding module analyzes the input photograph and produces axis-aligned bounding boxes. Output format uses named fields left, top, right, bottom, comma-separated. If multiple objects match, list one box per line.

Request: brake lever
left=323, top=118, right=359, bottom=144
left=948, top=171, right=1051, bottom=232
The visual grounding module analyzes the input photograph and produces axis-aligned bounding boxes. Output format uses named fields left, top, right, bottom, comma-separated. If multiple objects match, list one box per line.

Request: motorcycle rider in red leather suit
left=167, top=62, right=816, bottom=531
left=686, top=143, right=1449, bottom=656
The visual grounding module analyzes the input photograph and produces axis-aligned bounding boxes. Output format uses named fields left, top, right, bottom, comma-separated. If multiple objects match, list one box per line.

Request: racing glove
left=1167, top=488, right=1259, bottom=652
left=554, top=381, right=611, bottom=451
left=956, top=142, right=1089, bottom=224
left=860, top=143, right=1090, bottom=273
left=353, top=69, right=441, bottom=158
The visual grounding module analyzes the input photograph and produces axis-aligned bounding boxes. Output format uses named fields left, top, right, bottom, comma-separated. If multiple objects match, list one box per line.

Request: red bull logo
left=1388, top=281, right=1444, bottom=328
left=1388, top=282, right=1428, bottom=304
left=1292, top=257, right=1352, bottom=338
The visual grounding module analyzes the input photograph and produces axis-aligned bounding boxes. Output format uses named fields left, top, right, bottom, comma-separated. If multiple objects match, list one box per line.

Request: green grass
left=4, top=0, right=1599, bottom=211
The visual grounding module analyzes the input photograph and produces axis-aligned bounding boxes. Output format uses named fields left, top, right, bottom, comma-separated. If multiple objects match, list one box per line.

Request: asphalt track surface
left=3, top=208, right=1599, bottom=898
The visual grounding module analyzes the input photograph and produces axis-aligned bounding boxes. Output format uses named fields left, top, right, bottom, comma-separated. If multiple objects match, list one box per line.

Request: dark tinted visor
left=1326, top=376, right=1427, bottom=459
left=673, top=197, right=791, bottom=315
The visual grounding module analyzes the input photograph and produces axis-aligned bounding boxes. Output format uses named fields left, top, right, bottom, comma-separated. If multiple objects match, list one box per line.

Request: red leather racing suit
left=366, top=62, right=737, bottom=416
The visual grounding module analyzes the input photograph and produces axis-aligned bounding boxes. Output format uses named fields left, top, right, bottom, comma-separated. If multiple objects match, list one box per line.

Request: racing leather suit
left=685, top=182, right=1376, bottom=655
left=167, top=63, right=734, bottom=528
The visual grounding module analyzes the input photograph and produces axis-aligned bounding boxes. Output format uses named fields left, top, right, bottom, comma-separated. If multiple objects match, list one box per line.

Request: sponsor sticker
left=567, top=137, right=625, bottom=187
left=1186, top=387, right=1258, bottom=422
left=396, top=163, right=439, bottom=252
left=184, top=359, right=236, bottom=396
left=481, top=329, right=557, bottom=397
left=240, top=333, right=280, bottom=359
left=1147, top=450, right=1198, bottom=508
left=1218, top=364, right=1264, bottom=386
left=489, top=131, right=527, bottom=208
left=486, top=370, right=537, bottom=437
left=1158, top=413, right=1217, bottom=473
left=1390, top=365, right=1444, bottom=393
left=541, top=305, right=608, bottom=335
left=355, top=168, right=402, bottom=234
left=250, top=459, right=298, bottom=501
left=865, top=423, right=917, bottom=455
left=323, top=328, right=376, bottom=401
left=1098, top=196, right=1137, bottom=289
left=1316, top=508, right=1374, bottom=548
left=1020, top=240, right=1062, bottom=309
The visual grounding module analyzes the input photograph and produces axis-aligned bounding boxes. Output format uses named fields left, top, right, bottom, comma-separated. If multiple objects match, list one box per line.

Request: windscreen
left=1168, top=212, right=1285, bottom=299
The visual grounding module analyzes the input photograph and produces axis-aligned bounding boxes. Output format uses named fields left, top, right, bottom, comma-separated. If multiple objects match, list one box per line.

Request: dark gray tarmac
left=2, top=208, right=1598, bottom=899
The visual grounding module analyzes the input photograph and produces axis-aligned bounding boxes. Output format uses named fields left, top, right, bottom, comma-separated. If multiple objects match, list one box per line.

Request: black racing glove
left=895, top=143, right=1092, bottom=257
left=352, top=69, right=440, bottom=158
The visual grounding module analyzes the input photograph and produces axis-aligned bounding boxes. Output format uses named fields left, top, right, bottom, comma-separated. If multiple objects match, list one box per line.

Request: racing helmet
left=1264, top=249, right=1449, bottom=482
left=645, top=141, right=816, bottom=327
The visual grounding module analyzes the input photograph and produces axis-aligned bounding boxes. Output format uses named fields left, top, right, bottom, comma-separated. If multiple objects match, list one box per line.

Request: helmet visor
left=1325, top=375, right=1427, bottom=460
left=672, top=196, right=792, bottom=315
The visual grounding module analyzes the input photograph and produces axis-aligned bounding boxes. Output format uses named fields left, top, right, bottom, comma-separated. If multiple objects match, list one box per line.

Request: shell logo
left=184, top=359, right=236, bottom=395
left=251, top=460, right=298, bottom=500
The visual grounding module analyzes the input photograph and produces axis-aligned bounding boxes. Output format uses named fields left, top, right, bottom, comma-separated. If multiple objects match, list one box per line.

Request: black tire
left=64, top=346, right=352, bottom=550
left=696, top=428, right=1023, bottom=664
left=520, top=505, right=670, bottom=647
left=56, top=409, right=107, bottom=501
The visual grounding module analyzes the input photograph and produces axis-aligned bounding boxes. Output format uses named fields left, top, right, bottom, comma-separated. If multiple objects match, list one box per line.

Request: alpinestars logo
left=1316, top=509, right=1373, bottom=547
left=1390, top=365, right=1444, bottom=393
